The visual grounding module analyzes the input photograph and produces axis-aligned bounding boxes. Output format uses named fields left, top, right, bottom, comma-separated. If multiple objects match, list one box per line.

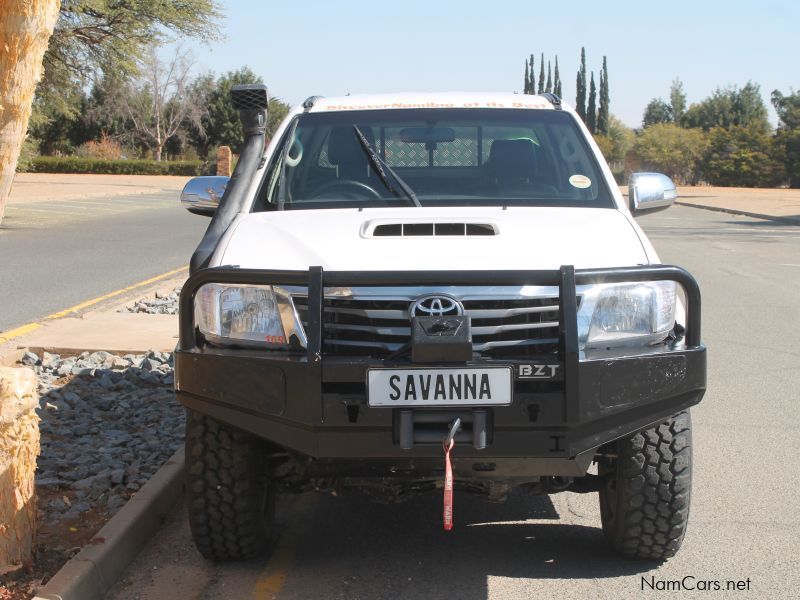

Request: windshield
left=261, top=108, right=614, bottom=210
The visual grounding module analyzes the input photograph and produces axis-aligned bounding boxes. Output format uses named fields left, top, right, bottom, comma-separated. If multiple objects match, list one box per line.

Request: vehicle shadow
left=276, top=488, right=660, bottom=599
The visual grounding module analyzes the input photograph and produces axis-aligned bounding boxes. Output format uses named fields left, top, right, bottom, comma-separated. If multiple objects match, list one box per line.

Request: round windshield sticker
left=569, top=174, right=592, bottom=189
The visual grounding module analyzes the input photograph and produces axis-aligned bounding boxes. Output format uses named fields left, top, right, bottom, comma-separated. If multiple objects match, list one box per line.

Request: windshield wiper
left=353, top=125, right=421, bottom=207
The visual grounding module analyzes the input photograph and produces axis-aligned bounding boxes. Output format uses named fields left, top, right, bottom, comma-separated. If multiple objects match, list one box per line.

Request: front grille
left=293, top=291, right=577, bottom=358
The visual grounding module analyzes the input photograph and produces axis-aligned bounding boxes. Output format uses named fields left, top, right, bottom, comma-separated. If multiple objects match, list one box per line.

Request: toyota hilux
left=177, top=85, right=706, bottom=562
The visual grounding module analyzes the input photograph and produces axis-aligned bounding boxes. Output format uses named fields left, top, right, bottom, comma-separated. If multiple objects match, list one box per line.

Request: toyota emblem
left=409, top=294, right=464, bottom=318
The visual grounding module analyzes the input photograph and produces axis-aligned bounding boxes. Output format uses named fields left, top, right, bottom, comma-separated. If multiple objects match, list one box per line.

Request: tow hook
left=442, top=418, right=461, bottom=531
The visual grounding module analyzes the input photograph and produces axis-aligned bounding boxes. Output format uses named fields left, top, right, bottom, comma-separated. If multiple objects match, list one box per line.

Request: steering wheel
left=311, top=179, right=382, bottom=200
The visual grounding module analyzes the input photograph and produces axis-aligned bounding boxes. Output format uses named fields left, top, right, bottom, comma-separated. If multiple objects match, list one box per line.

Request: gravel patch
left=120, top=287, right=181, bottom=315
left=22, top=349, right=183, bottom=523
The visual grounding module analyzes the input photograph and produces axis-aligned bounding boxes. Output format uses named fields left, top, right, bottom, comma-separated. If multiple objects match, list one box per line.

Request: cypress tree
left=538, top=53, right=545, bottom=94
left=546, top=61, right=552, bottom=93
left=575, top=47, right=587, bottom=120
left=524, top=59, right=530, bottom=94
left=587, top=72, right=597, bottom=133
left=597, top=56, right=610, bottom=134
left=553, top=56, right=562, bottom=97
left=529, top=54, right=535, bottom=94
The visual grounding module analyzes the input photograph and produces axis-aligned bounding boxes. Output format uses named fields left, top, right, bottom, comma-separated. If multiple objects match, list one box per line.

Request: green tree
left=605, top=115, right=635, bottom=163
left=633, top=123, right=708, bottom=183
left=587, top=73, right=597, bottom=133
left=28, top=81, right=88, bottom=155
left=593, top=134, right=614, bottom=160
left=771, top=89, right=800, bottom=187
left=35, top=1, right=222, bottom=124
left=192, top=67, right=289, bottom=157
left=538, top=53, right=545, bottom=94
left=575, top=47, right=587, bottom=121
left=553, top=56, right=562, bottom=97
left=704, top=125, right=784, bottom=187
left=642, top=98, right=673, bottom=127
left=597, top=56, right=609, bottom=135
left=524, top=59, right=530, bottom=94
left=669, top=78, right=686, bottom=124
left=545, top=61, right=552, bottom=93
left=682, top=82, right=769, bottom=133
left=529, top=54, right=535, bottom=94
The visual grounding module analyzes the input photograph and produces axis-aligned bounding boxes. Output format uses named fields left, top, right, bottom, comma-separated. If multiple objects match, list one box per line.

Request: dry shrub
left=76, top=133, right=123, bottom=160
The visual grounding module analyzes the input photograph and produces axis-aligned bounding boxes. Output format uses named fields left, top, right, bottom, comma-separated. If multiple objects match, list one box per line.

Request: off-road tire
left=599, top=410, right=692, bottom=560
left=186, top=409, right=275, bottom=561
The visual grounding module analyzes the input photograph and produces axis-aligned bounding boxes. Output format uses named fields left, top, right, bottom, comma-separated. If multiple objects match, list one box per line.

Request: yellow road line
left=0, top=265, right=189, bottom=345
left=0, top=322, right=42, bottom=344
left=44, top=266, right=188, bottom=320
left=252, top=532, right=299, bottom=599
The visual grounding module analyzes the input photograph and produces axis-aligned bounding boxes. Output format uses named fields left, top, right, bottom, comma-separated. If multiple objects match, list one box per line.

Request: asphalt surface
left=103, top=205, right=797, bottom=599
left=0, top=192, right=207, bottom=331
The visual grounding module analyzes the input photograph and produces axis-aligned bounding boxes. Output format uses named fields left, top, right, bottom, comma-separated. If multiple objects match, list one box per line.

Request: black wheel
left=185, top=409, right=275, bottom=561
left=599, top=410, right=692, bottom=560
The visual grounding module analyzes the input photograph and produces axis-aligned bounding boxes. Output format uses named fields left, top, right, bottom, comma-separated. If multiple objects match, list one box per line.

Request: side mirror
left=180, top=176, right=229, bottom=216
left=628, top=172, right=677, bottom=216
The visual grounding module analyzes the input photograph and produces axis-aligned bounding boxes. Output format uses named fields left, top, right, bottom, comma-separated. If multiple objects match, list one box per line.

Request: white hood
left=215, top=207, right=649, bottom=271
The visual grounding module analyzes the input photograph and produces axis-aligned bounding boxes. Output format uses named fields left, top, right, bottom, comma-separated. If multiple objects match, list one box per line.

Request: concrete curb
left=676, top=200, right=800, bottom=225
left=34, top=446, right=185, bottom=600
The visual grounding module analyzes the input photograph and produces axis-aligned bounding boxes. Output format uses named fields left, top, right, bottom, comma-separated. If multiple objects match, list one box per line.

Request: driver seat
left=327, top=125, right=376, bottom=180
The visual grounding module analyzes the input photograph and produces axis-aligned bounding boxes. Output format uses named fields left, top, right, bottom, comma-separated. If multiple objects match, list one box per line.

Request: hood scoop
left=368, top=222, right=498, bottom=237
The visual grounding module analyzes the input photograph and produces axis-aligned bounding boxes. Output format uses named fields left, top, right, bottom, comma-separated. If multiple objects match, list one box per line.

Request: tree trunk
left=0, top=0, right=61, bottom=225
left=0, top=367, right=39, bottom=573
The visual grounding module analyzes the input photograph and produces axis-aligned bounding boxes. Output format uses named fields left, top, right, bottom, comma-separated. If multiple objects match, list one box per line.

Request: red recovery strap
left=443, top=438, right=454, bottom=531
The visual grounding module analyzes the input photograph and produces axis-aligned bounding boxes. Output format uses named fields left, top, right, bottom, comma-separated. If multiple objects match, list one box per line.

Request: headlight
left=578, top=281, right=676, bottom=350
left=194, top=284, right=306, bottom=349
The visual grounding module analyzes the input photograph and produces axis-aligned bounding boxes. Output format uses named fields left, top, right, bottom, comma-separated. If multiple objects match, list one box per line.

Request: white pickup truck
left=177, top=87, right=706, bottom=562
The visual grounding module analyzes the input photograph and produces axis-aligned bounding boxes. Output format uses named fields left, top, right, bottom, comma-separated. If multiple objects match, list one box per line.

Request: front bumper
left=175, top=265, right=706, bottom=477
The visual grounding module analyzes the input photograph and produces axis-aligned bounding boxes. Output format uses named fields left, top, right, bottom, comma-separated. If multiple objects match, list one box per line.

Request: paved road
left=109, top=205, right=800, bottom=599
left=0, top=192, right=207, bottom=331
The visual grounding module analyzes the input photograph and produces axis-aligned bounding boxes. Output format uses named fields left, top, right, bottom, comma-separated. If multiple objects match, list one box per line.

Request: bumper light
left=195, top=284, right=305, bottom=349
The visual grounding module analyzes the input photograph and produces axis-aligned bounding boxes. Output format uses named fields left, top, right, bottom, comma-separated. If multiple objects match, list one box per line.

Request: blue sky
left=175, top=0, right=798, bottom=127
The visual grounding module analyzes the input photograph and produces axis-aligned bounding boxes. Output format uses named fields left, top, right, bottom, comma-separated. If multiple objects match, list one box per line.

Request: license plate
left=367, top=366, right=513, bottom=407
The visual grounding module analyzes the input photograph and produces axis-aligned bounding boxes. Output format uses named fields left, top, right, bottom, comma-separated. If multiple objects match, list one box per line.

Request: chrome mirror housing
left=628, top=173, right=677, bottom=216
left=180, top=176, right=229, bottom=216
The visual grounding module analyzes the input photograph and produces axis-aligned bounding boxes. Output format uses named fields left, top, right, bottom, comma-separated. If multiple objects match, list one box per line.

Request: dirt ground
left=8, top=173, right=190, bottom=205
left=0, top=492, right=108, bottom=600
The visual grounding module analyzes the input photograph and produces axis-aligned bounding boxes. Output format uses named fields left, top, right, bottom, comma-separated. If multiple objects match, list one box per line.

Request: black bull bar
left=176, top=265, right=705, bottom=464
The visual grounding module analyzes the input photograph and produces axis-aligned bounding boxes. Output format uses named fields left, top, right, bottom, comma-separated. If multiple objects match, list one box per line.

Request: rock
left=50, top=497, right=68, bottom=511
left=73, top=473, right=108, bottom=490
left=140, top=357, right=159, bottom=372
left=62, top=391, right=81, bottom=406
left=110, top=469, right=125, bottom=485
left=107, top=495, right=127, bottom=512
left=42, top=352, right=60, bottom=368
left=89, top=351, right=113, bottom=364
left=35, top=477, right=65, bottom=487
left=98, top=374, right=116, bottom=389
left=21, top=351, right=40, bottom=366
left=65, top=464, right=90, bottom=481
left=56, top=360, right=76, bottom=376
left=110, top=356, right=129, bottom=370
left=69, top=501, right=91, bottom=515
